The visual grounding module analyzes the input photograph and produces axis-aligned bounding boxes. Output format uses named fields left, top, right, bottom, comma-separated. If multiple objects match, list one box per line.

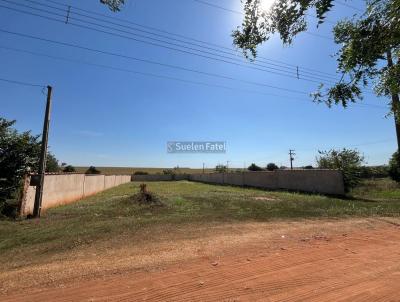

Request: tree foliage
left=63, top=165, right=76, bottom=173
left=233, top=1, right=400, bottom=146
left=46, top=153, right=60, bottom=173
left=0, top=118, right=40, bottom=211
left=266, top=163, right=279, bottom=171
left=100, top=0, right=125, bottom=11
left=316, top=148, right=365, bottom=191
left=215, top=164, right=228, bottom=173
left=248, top=163, right=264, bottom=171
left=0, top=118, right=61, bottom=215
left=85, top=166, right=101, bottom=174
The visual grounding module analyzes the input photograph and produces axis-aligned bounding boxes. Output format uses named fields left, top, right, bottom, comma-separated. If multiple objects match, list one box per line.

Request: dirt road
left=2, top=219, right=400, bottom=301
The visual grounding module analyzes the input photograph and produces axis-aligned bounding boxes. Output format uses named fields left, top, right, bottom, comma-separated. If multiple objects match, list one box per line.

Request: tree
left=215, top=164, right=227, bottom=173
left=162, top=169, right=175, bottom=175
left=316, top=148, right=364, bottom=191
left=100, top=0, right=125, bottom=11
left=266, top=163, right=279, bottom=171
left=85, top=166, right=101, bottom=174
left=233, top=0, right=400, bottom=153
left=388, top=151, right=400, bottom=181
left=133, top=171, right=149, bottom=175
left=0, top=118, right=40, bottom=213
left=46, top=152, right=60, bottom=173
left=248, top=163, right=263, bottom=171
left=63, top=165, right=76, bottom=173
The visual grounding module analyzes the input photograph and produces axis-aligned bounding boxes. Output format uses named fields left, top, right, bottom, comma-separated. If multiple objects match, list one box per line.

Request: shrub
left=359, top=165, right=389, bottom=179
left=85, top=166, right=101, bottom=174
left=215, top=165, right=227, bottom=173
left=248, top=163, right=263, bottom=171
left=388, top=152, right=400, bottom=182
left=162, top=169, right=175, bottom=175
left=46, top=153, right=60, bottom=172
left=0, top=118, right=59, bottom=216
left=134, top=171, right=149, bottom=175
left=63, top=165, right=76, bottom=173
left=303, top=165, right=314, bottom=169
left=316, top=148, right=364, bottom=192
left=266, top=163, right=278, bottom=171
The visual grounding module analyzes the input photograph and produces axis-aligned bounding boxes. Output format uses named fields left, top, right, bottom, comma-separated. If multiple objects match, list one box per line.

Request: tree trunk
left=387, top=50, right=400, bottom=153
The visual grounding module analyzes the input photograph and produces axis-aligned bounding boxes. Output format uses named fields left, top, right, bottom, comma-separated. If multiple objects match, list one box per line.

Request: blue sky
left=0, top=0, right=395, bottom=168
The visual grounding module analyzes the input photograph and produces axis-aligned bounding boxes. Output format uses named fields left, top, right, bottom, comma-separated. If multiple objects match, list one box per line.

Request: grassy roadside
left=0, top=179, right=399, bottom=267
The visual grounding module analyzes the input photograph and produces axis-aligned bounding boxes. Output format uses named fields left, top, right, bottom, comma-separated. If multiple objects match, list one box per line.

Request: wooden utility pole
left=33, top=86, right=53, bottom=218
left=289, top=149, right=295, bottom=170
left=202, top=163, right=205, bottom=174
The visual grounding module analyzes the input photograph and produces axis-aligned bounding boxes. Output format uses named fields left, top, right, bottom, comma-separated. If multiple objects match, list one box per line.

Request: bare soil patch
left=1, top=218, right=399, bottom=301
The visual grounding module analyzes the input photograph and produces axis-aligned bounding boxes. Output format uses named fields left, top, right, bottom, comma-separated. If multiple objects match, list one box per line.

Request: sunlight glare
left=260, top=0, right=274, bottom=12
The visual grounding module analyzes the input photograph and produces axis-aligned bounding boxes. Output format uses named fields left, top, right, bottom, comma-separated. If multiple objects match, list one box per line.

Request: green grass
left=0, top=179, right=399, bottom=265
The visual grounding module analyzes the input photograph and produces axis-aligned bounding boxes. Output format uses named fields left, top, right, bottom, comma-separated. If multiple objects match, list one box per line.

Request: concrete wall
left=190, top=170, right=344, bottom=195
left=132, top=170, right=344, bottom=195
left=20, top=174, right=131, bottom=216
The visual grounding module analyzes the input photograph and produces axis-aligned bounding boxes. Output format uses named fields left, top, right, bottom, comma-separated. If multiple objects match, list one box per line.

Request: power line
left=0, top=1, right=341, bottom=85
left=2, top=0, right=342, bottom=84
left=0, top=76, right=45, bottom=88
left=0, top=43, right=387, bottom=110
left=45, top=0, right=339, bottom=79
left=335, top=0, right=364, bottom=13
left=192, top=0, right=337, bottom=27
left=0, top=29, right=310, bottom=95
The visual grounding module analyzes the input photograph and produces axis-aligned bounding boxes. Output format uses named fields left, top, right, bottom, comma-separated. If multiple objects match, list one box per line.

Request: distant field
left=75, top=167, right=215, bottom=175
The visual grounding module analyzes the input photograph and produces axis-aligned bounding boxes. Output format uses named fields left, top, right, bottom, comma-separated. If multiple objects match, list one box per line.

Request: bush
left=0, top=118, right=59, bottom=216
left=162, top=169, right=175, bottom=175
left=303, top=165, right=314, bottom=169
left=46, top=153, right=60, bottom=172
left=215, top=165, right=227, bottom=173
left=134, top=171, right=149, bottom=175
left=85, top=166, right=101, bottom=174
left=316, top=148, right=364, bottom=192
left=359, top=165, right=389, bottom=179
left=266, top=163, right=278, bottom=171
left=63, top=165, right=76, bottom=173
left=389, top=152, right=400, bottom=182
left=248, top=163, right=263, bottom=171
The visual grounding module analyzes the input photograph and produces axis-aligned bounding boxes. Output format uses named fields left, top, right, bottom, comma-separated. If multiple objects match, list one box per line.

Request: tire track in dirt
left=3, top=224, right=400, bottom=302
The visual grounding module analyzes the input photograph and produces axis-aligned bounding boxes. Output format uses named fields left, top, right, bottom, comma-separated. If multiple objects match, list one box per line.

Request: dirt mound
left=131, top=184, right=163, bottom=206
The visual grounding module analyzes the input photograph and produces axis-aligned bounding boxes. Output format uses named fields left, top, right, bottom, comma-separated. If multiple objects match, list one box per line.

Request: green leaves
left=316, top=148, right=365, bottom=191
left=99, top=0, right=125, bottom=12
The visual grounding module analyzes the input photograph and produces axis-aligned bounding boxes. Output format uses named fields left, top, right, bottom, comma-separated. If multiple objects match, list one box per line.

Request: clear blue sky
left=0, top=0, right=395, bottom=168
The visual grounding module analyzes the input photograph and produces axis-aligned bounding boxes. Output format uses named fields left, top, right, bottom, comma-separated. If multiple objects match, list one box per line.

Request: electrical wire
left=1, top=0, right=342, bottom=85
left=0, top=44, right=387, bottom=110
left=0, top=76, right=45, bottom=88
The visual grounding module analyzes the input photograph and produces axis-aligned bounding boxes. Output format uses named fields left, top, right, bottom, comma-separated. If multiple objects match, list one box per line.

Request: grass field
left=0, top=178, right=399, bottom=268
left=75, top=166, right=215, bottom=175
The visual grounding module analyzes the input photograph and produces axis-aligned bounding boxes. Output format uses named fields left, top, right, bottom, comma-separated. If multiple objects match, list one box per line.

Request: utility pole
left=202, top=163, right=205, bottom=174
left=289, top=149, right=295, bottom=170
left=226, top=160, right=230, bottom=172
left=33, top=86, right=53, bottom=218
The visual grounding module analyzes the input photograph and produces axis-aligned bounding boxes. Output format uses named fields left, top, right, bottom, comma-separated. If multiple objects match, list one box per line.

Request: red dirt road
left=4, top=221, right=400, bottom=301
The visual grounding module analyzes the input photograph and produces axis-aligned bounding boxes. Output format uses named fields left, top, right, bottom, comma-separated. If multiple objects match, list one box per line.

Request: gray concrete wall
left=189, top=170, right=344, bottom=195
left=20, top=174, right=131, bottom=216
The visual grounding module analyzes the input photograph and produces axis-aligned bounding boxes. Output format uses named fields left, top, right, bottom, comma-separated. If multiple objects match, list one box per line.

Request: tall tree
left=233, top=0, right=400, bottom=152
